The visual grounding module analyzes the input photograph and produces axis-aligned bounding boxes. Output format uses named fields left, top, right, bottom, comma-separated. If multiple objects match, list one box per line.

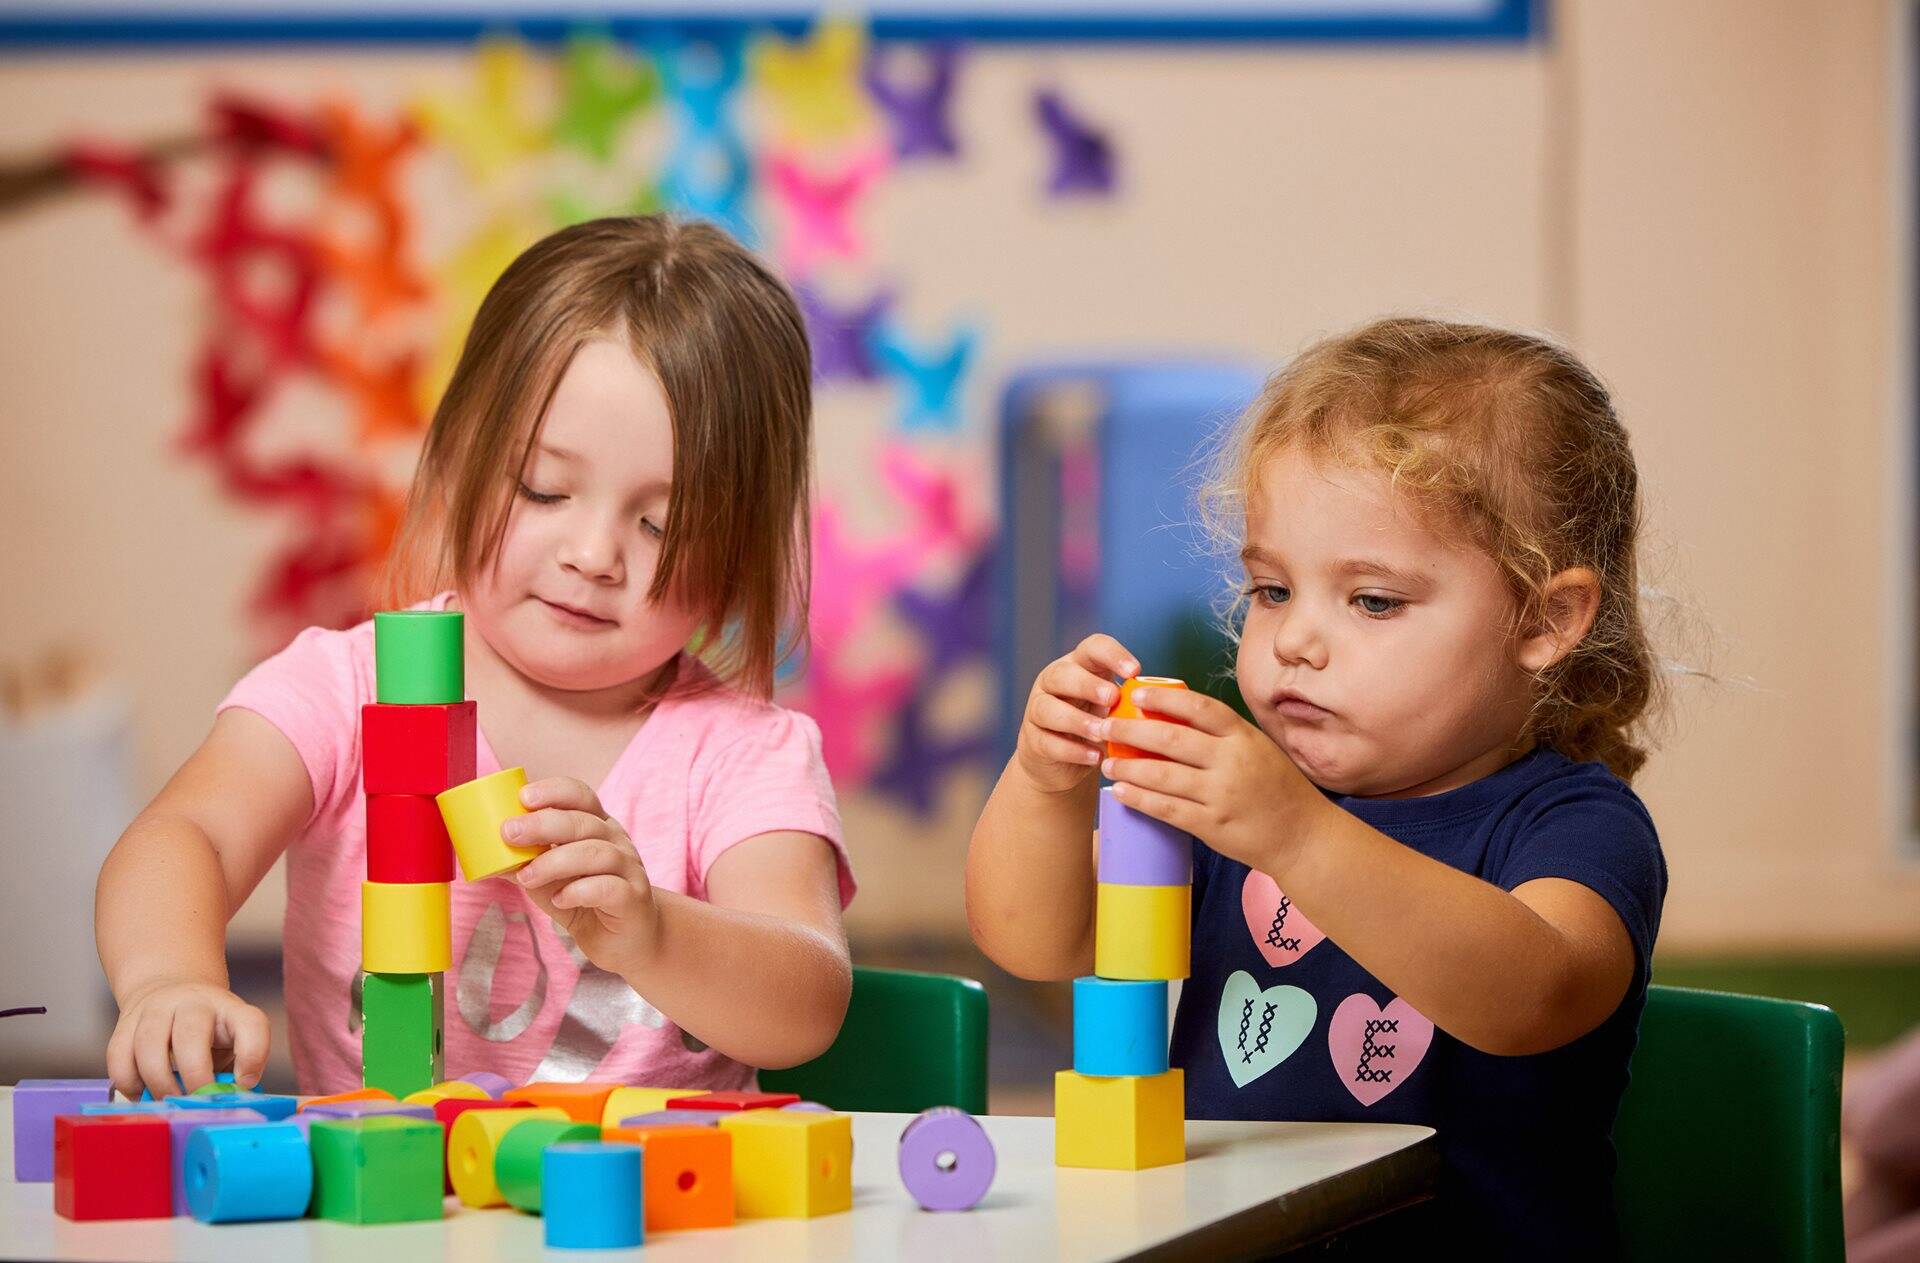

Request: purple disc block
left=782, top=1101, right=834, bottom=1113
left=301, top=1099, right=435, bottom=1121
left=618, top=1109, right=731, bottom=1128
left=12, top=1079, right=113, bottom=1182
left=897, top=1107, right=995, bottom=1212
left=1096, top=787, right=1190, bottom=886
left=457, top=1071, right=514, bottom=1099
left=165, top=1107, right=268, bottom=1215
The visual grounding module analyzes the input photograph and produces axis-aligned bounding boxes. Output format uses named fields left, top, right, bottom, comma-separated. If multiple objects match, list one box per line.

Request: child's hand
left=105, top=979, right=271, bottom=1102
left=1100, top=685, right=1322, bottom=874
left=509, top=776, right=660, bottom=977
left=1016, top=634, right=1142, bottom=795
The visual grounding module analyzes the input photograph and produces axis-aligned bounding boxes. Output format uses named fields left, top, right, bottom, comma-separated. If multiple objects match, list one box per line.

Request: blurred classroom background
left=1, top=0, right=1916, bottom=1148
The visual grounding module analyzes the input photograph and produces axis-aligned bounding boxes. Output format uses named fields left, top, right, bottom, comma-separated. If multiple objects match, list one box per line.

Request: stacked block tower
left=1055, top=676, right=1192, bottom=1171
left=359, top=610, right=471, bottom=1097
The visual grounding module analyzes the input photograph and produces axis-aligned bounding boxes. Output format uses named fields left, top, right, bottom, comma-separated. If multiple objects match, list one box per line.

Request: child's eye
left=1244, top=582, right=1289, bottom=607
left=516, top=482, right=565, bottom=505
left=1354, top=593, right=1404, bottom=618
left=640, top=517, right=664, bottom=540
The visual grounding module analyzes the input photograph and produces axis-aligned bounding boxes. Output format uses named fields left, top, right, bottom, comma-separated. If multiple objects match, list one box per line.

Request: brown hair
left=1208, top=316, right=1660, bottom=780
left=381, top=215, right=812, bottom=700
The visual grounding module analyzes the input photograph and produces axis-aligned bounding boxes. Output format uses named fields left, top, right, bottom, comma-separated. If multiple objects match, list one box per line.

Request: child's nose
left=1270, top=606, right=1329, bottom=670
left=559, top=522, right=624, bottom=581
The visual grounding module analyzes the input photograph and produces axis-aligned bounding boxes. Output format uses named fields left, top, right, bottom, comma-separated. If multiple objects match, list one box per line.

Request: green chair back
left=1614, top=985, right=1844, bottom=1261
left=759, top=966, right=989, bottom=1115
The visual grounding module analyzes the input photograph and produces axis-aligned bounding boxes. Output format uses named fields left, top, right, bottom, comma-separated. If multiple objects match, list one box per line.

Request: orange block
left=501, top=1081, right=618, bottom=1125
left=1108, top=676, right=1190, bottom=761
left=298, top=1087, right=395, bottom=1113
left=603, top=1124, right=735, bottom=1231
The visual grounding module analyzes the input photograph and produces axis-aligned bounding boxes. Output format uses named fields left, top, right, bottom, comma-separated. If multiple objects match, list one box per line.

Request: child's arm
left=1107, top=687, right=1638, bottom=1058
left=963, top=635, right=1141, bottom=981
left=95, top=708, right=307, bottom=1098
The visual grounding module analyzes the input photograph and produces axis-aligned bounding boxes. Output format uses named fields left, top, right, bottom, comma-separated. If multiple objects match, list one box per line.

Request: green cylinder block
left=495, top=1118, right=599, bottom=1214
left=374, top=611, right=465, bottom=704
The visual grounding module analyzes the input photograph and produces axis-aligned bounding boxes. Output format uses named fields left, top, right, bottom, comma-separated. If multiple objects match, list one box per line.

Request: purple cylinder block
left=897, top=1107, right=995, bottom=1211
left=1096, top=787, right=1190, bottom=886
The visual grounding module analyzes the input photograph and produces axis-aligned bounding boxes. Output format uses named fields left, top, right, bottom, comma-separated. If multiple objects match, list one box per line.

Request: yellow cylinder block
left=599, top=1086, right=709, bottom=1130
left=403, top=1079, right=489, bottom=1107
left=360, top=881, right=451, bottom=973
left=1094, top=882, right=1191, bottom=980
left=447, top=1105, right=568, bottom=1207
left=436, top=766, right=541, bottom=881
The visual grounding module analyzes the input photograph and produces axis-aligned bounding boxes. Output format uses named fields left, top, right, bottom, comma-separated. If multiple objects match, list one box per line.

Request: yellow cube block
left=361, top=881, right=451, bottom=973
left=1055, top=1069, right=1186, bottom=1170
left=1094, top=883, right=1191, bottom=980
left=436, top=766, right=541, bottom=881
left=718, top=1110, right=852, bottom=1218
left=600, top=1085, right=708, bottom=1129
left=447, top=1105, right=568, bottom=1207
left=403, top=1079, right=489, bottom=1107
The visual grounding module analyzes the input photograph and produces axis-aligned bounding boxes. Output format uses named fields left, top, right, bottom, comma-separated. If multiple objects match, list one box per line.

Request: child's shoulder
left=664, top=656, right=821, bottom=748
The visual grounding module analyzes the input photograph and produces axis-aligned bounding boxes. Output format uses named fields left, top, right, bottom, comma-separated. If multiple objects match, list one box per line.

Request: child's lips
left=1273, top=692, right=1333, bottom=721
left=537, top=596, right=617, bottom=628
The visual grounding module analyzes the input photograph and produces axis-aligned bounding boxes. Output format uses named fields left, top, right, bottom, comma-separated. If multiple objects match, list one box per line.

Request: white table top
left=0, top=1086, right=1436, bottom=1262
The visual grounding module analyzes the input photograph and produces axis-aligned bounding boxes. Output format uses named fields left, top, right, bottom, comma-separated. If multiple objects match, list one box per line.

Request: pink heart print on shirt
left=1328, top=994, right=1435, bottom=1107
left=1241, top=869, right=1326, bottom=966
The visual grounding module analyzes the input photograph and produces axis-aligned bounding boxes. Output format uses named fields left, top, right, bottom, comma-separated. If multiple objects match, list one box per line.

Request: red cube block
left=432, top=1097, right=532, bottom=1193
left=666, top=1090, right=800, bottom=1112
left=362, top=702, right=476, bottom=795
left=54, top=1115, right=172, bottom=1221
left=366, top=794, right=456, bottom=883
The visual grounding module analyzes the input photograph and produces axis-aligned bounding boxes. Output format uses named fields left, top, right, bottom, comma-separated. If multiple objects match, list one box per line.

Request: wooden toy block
left=544, top=1141, right=644, bottom=1249
left=53, top=1115, right=171, bottom=1220
left=668, top=1089, right=798, bottom=1112
left=1107, top=676, right=1189, bottom=761
left=1054, top=1068, right=1186, bottom=1170
left=1096, top=787, right=1191, bottom=886
left=431, top=1098, right=532, bottom=1193
left=495, top=1117, right=600, bottom=1213
left=168, top=1090, right=300, bottom=1121
left=164, top=1107, right=267, bottom=1215
left=602, top=1124, right=734, bottom=1231
left=361, top=971, right=443, bottom=1098
left=361, top=880, right=452, bottom=972
left=1094, top=882, right=1191, bottom=980
left=362, top=702, right=477, bottom=796
left=1073, top=976, right=1170, bottom=1077
left=600, top=1085, right=707, bottom=1128
left=448, top=1105, right=567, bottom=1208
left=436, top=766, right=541, bottom=880
left=373, top=609, right=465, bottom=705
left=299, top=1087, right=394, bottom=1112
left=405, top=1079, right=489, bottom=1107
left=501, top=1081, right=618, bottom=1125
left=13, top=1078, right=112, bottom=1182
left=365, top=793, right=456, bottom=883
left=719, top=1110, right=853, bottom=1218
left=183, top=1122, right=312, bottom=1223
left=309, top=1116, right=446, bottom=1224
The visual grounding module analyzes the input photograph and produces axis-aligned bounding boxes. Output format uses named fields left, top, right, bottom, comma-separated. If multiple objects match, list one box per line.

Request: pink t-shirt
left=218, top=593, right=852, bottom=1095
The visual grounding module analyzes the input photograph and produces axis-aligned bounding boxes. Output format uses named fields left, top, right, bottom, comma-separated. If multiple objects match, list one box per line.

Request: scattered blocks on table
left=544, top=1141, right=644, bottom=1249
left=720, top=1110, right=853, bottom=1218
left=188, top=1073, right=240, bottom=1097
left=602, top=1124, right=734, bottom=1231
left=898, top=1107, right=997, bottom=1212
left=494, top=1117, right=600, bottom=1213
left=373, top=609, right=465, bottom=705
left=436, top=766, right=541, bottom=881
left=360, top=880, right=452, bottom=972
left=600, top=1085, right=706, bottom=1129
left=1096, top=787, right=1191, bottom=886
left=455, top=1070, right=514, bottom=1098
left=79, top=1101, right=175, bottom=1115
left=53, top=1114, right=171, bottom=1220
left=303, top=1099, right=435, bottom=1121
left=365, top=793, right=457, bottom=883
left=183, top=1122, right=312, bottom=1223
left=1093, top=882, right=1192, bottom=980
left=448, top=1105, right=567, bottom=1208
left=13, top=1078, right=112, bottom=1182
left=1054, top=1068, right=1186, bottom=1170
left=309, top=1115, right=445, bottom=1224
left=619, top=1108, right=730, bottom=1128
left=299, top=1087, right=394, bottom=1112
left=501, top=1081, right=618, bottom=1125
left=361, top=702, right=477, bottom=796
left=1106, top=676, right=1190, bottom=761
left=167, top=1090, right=299, bottom=1122
left=164, top=1107, right=267, bottom=1215
left=668, top=1090, right=798, bottom=1112
left=361, top=971, right=443, bottom=1099
left=432, top=1098, right=532, bottom=1193
left=1072, top=976, right=1170, bottom=1077
left=405, top=1079, right=489, bottom=1107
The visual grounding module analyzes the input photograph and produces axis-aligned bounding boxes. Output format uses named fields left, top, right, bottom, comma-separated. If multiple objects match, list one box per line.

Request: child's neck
left=1366, top=736, right=1537, bottom=800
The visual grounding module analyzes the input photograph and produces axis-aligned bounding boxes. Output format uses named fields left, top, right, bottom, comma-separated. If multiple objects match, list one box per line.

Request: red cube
left=432, top=1097, right=532, bottom=1193
left=54, top=1115, right=171, bottom=1221
left=666, top=1090, right=800, bottom=1112
left=366, top=793, right=456, bottom=883
left=361, top=702, right=476, bottom=795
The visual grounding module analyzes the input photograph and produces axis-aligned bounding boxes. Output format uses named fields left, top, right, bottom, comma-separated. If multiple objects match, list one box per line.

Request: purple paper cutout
left=798, top=283, right=894, bottom=382
left=864, top=41, right=963, bottom=161
left=1034, top=88, right=1115, bottom=197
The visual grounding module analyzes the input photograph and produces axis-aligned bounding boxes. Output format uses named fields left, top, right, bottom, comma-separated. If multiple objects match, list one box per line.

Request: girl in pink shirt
left=95, top=216, right=854, bottom=1098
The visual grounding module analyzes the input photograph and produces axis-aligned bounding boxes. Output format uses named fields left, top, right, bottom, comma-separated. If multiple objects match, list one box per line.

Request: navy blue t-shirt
left=1168, top=747, right=1667, bottom=1256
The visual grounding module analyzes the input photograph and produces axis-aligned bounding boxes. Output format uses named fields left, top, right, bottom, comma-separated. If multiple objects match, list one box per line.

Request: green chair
left=760, top=966, right=989, bottom=1115
left=1614, top=985, right=1845, bottom=1261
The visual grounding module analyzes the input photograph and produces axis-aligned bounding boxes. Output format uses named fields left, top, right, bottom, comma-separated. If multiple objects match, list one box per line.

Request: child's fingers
left=132, top=1009, right=179, bottom=1103
left=222, top=1004, right=270, bottom=1090
left=503, top=807, right=610, bottom=849
left=1070, top=634, right=1140, bottom=682
left=1100, top=716, right=1211, bottom=765
left=549, top=874, right=632, bottom=913
left=171, top=1002, right=218, bottom=1091
left=106, top=1020, right=141, bottom=1101
left=1030, top=693, right=1106, bottom=745
left=520, top=775, right=607, bottom=818
left=1110, top=780, right=1201, bottom=835
left=1027, top=729, right=1103, bottom=769
left=1134, top=686, right=1238, bottom=735
left=517, top=837, right=636, bottom=891
left=1103, top=755, right=1205, bottom=802
left=1037, top=657, right=1116, bottom=713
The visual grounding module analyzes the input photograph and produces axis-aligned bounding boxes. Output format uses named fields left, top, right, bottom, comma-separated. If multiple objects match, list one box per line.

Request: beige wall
left=0, top=1, right=1912, bottom=955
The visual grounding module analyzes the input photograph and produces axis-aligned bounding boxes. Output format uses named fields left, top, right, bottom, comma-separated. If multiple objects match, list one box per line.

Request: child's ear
left=1516, top=567, right=1602, bottom=673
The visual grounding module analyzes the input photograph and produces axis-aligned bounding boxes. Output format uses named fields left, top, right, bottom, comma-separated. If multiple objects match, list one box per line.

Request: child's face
left=464, top=338, right=703, bottom=696
left=1235, top=446, right=1537, bottom=798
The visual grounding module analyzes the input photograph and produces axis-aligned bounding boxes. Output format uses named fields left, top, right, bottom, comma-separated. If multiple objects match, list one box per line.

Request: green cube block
left=373, top=611, right=464, bottom=704
left=495, top=1119, right=601, bottom=1214
left=310, top=1116, right=446, bottom=1224
left=361, top=972, right=442, bottom=1099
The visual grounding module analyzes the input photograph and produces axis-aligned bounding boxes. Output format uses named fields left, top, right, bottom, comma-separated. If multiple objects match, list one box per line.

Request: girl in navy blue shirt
left=968, top=317, right=1667, bottom=1256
